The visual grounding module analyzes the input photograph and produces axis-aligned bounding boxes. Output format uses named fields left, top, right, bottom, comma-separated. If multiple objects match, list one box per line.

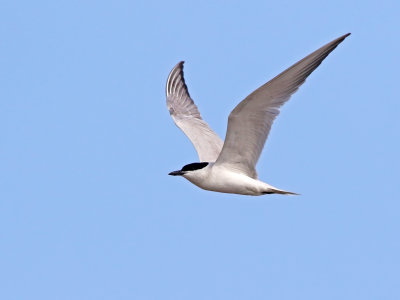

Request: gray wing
left=166, top=61, right=223, bottom=162
left=215, top=33, right=350, bottom=178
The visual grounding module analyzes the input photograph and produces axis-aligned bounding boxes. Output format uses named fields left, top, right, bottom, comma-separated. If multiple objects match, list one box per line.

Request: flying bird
left=166, top=33, right=350, bottom=196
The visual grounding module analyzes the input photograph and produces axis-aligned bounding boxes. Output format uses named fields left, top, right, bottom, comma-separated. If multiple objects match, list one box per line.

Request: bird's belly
left=187, top=171, right=265, bottom=196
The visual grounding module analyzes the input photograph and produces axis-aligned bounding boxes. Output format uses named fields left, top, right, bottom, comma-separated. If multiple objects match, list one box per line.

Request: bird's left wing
left=166, top=61, right=223, bottom=162
left=215, top=33, right=350, bottom=178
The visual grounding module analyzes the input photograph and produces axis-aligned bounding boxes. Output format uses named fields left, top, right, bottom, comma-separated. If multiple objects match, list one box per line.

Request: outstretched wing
left=215, top=33, right=350, bottom=178
left=166, top=61, right=223, bottom=162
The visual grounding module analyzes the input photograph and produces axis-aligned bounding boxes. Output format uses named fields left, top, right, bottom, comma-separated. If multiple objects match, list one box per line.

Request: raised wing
left=215, top=33, right=350, bottom=178
left=166, top=61, right=223, bottom=162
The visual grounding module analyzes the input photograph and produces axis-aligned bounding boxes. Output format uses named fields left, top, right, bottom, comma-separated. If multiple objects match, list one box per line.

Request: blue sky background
left=1, top=0, right=399, bottom=299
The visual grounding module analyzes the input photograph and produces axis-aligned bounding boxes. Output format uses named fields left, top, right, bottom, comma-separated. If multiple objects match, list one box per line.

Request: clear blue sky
left=1, top=0, right=399, bottom=299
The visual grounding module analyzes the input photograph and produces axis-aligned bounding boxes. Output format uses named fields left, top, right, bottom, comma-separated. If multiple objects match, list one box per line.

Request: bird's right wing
left=215, top=33, right=350, bottom=178
left=166, top=61, right=223, bottom=162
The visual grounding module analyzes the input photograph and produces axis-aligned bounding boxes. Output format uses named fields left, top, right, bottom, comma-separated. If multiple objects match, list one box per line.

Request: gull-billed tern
left=167, top=33, right=350, bottom=196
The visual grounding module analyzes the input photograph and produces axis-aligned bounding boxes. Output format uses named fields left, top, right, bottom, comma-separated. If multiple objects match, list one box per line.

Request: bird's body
left=166, top=33, right=350, bottom=196
left=181, top=163, right=292, bottom=196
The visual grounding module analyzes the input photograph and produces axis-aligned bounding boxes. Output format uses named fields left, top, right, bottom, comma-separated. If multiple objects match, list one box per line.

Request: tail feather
left=263, top=188, right=300, bottom=196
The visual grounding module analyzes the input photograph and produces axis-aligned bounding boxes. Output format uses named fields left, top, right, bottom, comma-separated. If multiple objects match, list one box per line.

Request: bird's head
left=168, top=162, right=209, bottom=178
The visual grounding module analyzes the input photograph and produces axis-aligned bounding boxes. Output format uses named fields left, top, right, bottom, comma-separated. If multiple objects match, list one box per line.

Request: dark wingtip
left=337, top=33, right=351, bottom=42
left=166, top=61, right=188, bottom=97
left=327, top=33, right=351, bottom=47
